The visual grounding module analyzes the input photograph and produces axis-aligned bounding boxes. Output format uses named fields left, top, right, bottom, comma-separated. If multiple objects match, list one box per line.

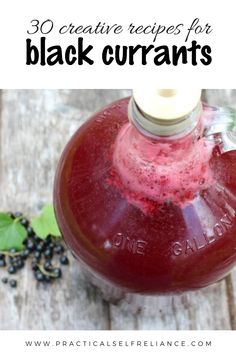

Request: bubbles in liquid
left=112, top=122, right=214, bottom=211
left=199, top=178, right=205, bottom=185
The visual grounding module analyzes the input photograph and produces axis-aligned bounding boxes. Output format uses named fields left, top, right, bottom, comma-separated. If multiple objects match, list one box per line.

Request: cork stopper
left=133, top=89, right=202, bottom=121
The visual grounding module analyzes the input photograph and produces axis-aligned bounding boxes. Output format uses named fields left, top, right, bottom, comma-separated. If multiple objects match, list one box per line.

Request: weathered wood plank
left=225, top=272, right=236, bottom=330
left=0, top=89, right=235, bottom=330
left=110, top=280, right=231, bottom=330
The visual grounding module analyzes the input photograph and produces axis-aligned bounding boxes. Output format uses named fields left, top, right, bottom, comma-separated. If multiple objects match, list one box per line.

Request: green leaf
left=0, top=213, right=27, bottom=251
left=31, top=204, right=61, bottom=239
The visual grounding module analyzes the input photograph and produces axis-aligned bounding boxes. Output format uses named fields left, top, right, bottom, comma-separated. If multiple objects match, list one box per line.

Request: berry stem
left=37, top=264, right=58, bottom=278
left=0, top=251, right=23, bottom=257
left=13, top=216, right=24, bottom=224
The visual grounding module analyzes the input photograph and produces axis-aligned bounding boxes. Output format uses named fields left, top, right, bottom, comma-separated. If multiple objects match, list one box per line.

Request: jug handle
left=203, top=104, right=236, bottom=153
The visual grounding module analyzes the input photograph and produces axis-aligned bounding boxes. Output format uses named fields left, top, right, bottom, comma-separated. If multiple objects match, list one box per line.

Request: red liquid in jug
left=54, top=97, right=236, bottom=293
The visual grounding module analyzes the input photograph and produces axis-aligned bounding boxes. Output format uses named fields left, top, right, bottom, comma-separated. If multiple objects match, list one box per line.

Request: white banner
left=0, top=330, right=235, bottom=354
left=0, top=0, right=235, bottom=88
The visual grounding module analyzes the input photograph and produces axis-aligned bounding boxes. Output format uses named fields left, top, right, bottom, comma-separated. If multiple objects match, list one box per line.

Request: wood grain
left=0, top=89, right=235, bottom=330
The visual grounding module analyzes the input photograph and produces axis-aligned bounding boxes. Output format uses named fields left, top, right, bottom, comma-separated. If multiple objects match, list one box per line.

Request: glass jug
left=54, top=89, right=236, bottom=294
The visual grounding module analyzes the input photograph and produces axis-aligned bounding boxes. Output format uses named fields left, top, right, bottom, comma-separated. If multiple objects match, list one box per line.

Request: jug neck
left=129, top=95, right=202, bottom=138
left=112, top=100, right=214, bottom=211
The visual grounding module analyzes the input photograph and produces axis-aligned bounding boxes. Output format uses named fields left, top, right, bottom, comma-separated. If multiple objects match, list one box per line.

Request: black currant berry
left=44, top=248, right=53, bottom=259
left=32, top=235, right=41, bottom=244
left=47, top=243, right=54, bottom=251
left=10, top=256, right=18, bottom=265
left=52, top=268, right=62, bottom=278
left=44, top=261, right=52, bottom=271
left=0, top=259, right=6, bottom=267
left=16, top=259, right=24, bottom=269
left=35, top=271, right=45, bottom=282
left=54, top=244, right=65, bottom=254
left=8, top=265, right=16, bottom=274
left=26, top=239, right=35, bottom=252
left=21, top=249, right=30, bottom=260
left=60, top=255, right=69, bottom=265
left=45, top=236, right=51, bottom=244
left=36, top=243, right=44, bottom=252
left=27, top=226, right=35, bottom=237
left=14, top=211, right=23, bottom=218
left=33, top=251, right=41, bottom=260
left=31, top=261, right=39, bottom=271
left=20, top=218, right=29, bottom=227
left=9, top=279, right=17, bottom=288
left=1, top=277, right=8, bottom=284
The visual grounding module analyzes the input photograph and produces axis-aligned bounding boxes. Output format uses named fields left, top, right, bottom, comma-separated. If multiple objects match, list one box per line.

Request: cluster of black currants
left=0, top=212, right=69, bottom=288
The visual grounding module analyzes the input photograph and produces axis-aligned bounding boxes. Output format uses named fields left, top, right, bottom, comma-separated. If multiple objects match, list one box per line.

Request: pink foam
left=111, top=122, right=214, bottom=212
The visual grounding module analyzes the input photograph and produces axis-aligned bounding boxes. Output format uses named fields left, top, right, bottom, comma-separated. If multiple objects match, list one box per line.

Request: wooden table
left=0, top=89, right=235, bottom=330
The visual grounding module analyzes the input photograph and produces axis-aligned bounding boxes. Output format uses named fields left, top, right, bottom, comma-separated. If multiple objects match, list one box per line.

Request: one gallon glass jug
left=54, top=89, right=236, bottom=294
